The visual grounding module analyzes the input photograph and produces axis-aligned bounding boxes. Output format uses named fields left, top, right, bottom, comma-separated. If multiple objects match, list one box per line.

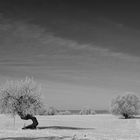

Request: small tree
left=79, top=107, right=96, bottom=115
left=110, top=93, right=140, bottom=119
left=0, top=77, right=44, bottom=129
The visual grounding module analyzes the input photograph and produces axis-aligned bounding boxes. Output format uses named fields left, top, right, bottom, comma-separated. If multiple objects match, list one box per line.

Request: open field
left=0, top=114, right=140, bottom=140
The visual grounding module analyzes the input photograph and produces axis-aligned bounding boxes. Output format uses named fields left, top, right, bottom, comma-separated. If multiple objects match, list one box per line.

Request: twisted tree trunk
left=18, top=112, right=38, bottom=129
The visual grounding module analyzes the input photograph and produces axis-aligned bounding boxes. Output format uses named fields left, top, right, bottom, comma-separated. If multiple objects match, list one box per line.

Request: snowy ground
left=0, top=114, right=140, bottom=140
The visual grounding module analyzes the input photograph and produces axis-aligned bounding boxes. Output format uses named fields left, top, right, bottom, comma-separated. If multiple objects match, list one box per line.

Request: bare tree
left=110, top=93, right=140, bottom=119
left=0, top=77, right=43, bottom=129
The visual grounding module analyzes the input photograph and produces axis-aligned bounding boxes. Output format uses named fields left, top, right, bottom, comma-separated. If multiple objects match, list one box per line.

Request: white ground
left=0, top=114, right=140, bottom=140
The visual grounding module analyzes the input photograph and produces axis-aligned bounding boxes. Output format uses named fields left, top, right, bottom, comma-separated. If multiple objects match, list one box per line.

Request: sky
left=0, top=0, right=140, bottom=110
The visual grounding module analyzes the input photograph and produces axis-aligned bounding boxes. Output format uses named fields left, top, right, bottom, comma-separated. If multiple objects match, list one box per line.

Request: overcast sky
left=0, top=1, right=140, bottom=110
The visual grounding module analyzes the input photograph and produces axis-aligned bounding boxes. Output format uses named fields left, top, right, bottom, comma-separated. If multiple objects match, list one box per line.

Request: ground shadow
left=129, top=116, right=140, bottom=119
left=0, top=136, right=69, bottom=140
left=37, top=126, right=94, bottom=130
left=119, top=116, right=140, bottom=119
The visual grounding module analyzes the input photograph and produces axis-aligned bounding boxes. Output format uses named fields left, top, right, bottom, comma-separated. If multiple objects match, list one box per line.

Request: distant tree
left=0, top=77, right=44, bottom=129
left=110, top=93, right=140, bottom=119
left=46, top=106, right=58, bottom=115
left=37, top=104, right=47, bottom=115
left=79, top=107, right=96, bottom=115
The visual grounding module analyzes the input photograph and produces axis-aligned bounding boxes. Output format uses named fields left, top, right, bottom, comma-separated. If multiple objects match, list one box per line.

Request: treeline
left=0, top=77, right=140, bottom=120
left=38, top=106, right=96, bottom=115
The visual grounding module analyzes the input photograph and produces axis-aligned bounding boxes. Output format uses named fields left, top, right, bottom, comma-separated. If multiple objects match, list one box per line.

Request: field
left=0, top=114, right=140, bottom=140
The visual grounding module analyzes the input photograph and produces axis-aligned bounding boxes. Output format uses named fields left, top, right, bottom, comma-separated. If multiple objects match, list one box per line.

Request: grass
left=0, top=114, right=140, bottom=140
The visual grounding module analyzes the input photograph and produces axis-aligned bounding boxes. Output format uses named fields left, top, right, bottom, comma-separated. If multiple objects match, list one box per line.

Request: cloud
left=98, top=17, right=124, bottom=28
left=0, top=16, right=140, bottom=69
left=88, top=46, right=140, bottom=62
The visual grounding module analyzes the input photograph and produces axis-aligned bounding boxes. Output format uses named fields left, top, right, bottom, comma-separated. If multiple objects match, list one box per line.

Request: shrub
left=110, top=93, right=140, bottom=119
left=79, top=107, right=96, bottom=115
left=0, top=77, right=44, bottom=129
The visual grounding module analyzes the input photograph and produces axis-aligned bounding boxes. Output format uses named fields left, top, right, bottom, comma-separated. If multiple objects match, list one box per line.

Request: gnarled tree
left=0, top=77, right=43, bottom=129
left=110, top=93, right=140, bottom=119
